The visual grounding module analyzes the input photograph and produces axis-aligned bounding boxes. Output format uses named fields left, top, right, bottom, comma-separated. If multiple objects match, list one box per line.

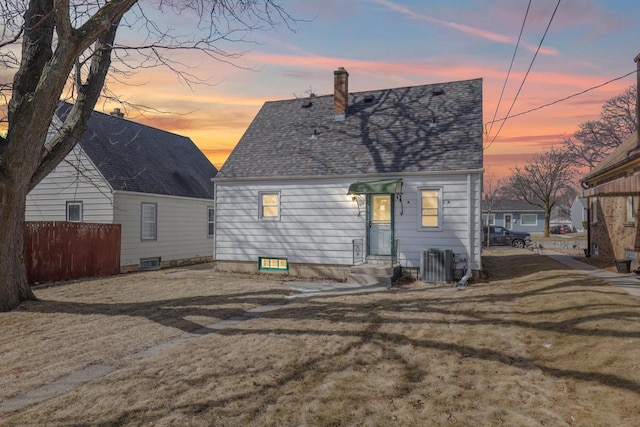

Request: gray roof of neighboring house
left=482, top=200, right=543, bottom=212
left=56, top=103, right=217, bottom=199
left=218, top=78, right=483, bottom=179
left=581, top=131, right=639, bottom=183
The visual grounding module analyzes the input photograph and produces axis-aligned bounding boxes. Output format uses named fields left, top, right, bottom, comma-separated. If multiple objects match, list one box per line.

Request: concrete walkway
left=546, top=251, right=640, bottom=297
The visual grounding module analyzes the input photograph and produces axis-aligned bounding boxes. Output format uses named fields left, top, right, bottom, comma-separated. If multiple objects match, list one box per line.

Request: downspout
left=456, top=172, right=474, bottom=289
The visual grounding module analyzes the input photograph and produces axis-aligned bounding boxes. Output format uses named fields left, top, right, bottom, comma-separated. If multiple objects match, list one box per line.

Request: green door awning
left=347, top=179, right=402, bottom=195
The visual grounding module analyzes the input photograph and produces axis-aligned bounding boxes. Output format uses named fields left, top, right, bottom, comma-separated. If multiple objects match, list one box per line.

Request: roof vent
left=301, top=100, right=313, bottom=109
left=110, top=108, right=124, bottom=118
left=363, top=94, right=374, bottom=103
left=432, top=88, right=445, bottom=96
left=429, top=117, right=438, bottom=128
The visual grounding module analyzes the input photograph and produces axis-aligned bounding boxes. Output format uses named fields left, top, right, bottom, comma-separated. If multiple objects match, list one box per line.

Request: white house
left=214, top=68, right=483, bottom=283
left=570, top=197, right=588, bottom=232
left=26, top=103, right=218, bottom=272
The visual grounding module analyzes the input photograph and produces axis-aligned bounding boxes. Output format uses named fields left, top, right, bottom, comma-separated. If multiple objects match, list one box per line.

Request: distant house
left=214, top=68, right=483, bottom=282
left=26, top=103, right=218, bottom=272
left=481, top=200, right=545, bottom=233
left=570, top=197, right=588, bottom=232
left=581, top=131, right=639, bottom=265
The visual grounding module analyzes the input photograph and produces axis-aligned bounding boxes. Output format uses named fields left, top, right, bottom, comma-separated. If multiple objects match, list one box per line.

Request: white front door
left=505, top=213, right=513, bottom=230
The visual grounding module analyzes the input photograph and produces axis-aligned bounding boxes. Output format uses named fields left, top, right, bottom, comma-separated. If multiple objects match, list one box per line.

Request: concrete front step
left=348, top=263, right=401, bottom=286
left=348, top=273, right=393, bottom=286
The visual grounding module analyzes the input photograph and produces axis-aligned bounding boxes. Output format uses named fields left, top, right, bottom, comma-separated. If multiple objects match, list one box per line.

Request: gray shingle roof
left=218, top=78, right=483, bottom=179
left=57, top=103, right=217, bottom=199
left=482, top=199, right=544, bottom=212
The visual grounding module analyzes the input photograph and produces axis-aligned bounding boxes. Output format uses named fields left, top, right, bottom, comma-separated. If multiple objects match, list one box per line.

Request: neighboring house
left=26, top=103, right=218, bottom=272
left=481, top=200, right=545, bottom=233
left=581, top=131, right=639, bottom=265
left=214, top=68, right=483, bottom=281
left=570, top=197, right=588, bottom=232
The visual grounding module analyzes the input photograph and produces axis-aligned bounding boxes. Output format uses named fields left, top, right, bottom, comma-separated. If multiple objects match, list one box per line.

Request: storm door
left=367, top=194, right=394, bottom=256
left=505, top=213, right=513, bottom=230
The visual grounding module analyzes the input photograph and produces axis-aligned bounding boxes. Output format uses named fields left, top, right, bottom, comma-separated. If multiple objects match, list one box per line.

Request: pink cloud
left=366, top=0, right=557, bottom=56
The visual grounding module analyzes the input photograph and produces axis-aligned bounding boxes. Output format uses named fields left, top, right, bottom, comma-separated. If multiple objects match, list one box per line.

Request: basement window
left=140, top=257, right=161, bottom=271
left=259, top=257, right=288, bottom=272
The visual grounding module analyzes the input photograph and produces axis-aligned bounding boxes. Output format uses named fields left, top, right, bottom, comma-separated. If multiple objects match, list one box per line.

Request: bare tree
left=563, top=85, right=637, bottom=170
left=0, top=0, right=295, bottom=312
left=482, top=174, right=504, bottom=247
left=501, top=148, right=577, bottom=237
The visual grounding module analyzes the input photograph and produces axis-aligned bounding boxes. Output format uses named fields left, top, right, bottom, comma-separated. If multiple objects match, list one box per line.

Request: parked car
left=550, top=225, right=561, bottom=234
left=560, top=225, right=572, bottom=234
left=482, top=226, right=531, bottom=248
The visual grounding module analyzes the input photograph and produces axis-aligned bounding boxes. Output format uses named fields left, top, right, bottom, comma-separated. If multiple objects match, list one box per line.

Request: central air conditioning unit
left=420, top=249, right=454, bottom=282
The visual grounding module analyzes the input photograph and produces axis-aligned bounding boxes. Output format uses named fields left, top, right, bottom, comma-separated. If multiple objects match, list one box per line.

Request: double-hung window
left=208, top=207, right=215, bottom=237
left=141, top=202, right=157, bottom=241
left=627, top=196, right=635, bottom=223
left=66, top=201, right=83, bottom=222
left=419, top=188, right=441, bottom=229
left=482, top=213, right=495, bottom=226
left=259, top=192, right=280, bottom=220
left=591, top=197, right=598, bottom=224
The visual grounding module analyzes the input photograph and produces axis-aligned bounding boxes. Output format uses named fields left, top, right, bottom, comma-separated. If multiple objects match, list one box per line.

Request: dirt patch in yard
left=2, top=252, right=640, bottom=426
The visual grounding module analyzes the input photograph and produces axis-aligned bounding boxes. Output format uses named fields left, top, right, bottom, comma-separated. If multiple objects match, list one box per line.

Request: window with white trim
left=520, top=214, right=537, bottom=226
left=482, top=213, right=495, bottom=225
left=259, top=192, right=280, bottom=220
left=141, top=202, right=157, bottom=241
left=627, top=196, right=635, bottom=223
left=208, top=207, right=215, bottom=237
left=66, top=201, right=83, bottom=222
left=419, top=189, right=441, bottom=228
left=591, top=197, right=598, bottom=224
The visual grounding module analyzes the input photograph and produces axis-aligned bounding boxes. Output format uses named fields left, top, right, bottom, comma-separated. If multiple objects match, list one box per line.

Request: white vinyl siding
left=26, top=145, right=114, bottom=223
left=216, top=173, right=483, bottom=271
left=114, top=192, right=214, bottom=268
left=394, top=175, right=482, bottom=269
left=216, top=180, right=364, bottom=265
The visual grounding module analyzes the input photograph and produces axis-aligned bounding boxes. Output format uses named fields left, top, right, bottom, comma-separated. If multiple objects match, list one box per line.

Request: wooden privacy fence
left=24, top=221, right=121, bottom=285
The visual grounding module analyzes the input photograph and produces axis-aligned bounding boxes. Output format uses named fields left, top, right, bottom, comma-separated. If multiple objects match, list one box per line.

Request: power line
left=485, top=0, right=562, bottom=150
left=486, top=0, right=531, bottom=141
left=483, top=70, right=637, bottom=133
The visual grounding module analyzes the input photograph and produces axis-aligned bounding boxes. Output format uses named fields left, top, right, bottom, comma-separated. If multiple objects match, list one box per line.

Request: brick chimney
left=334, top=67, right=349, bottom=121
left=110, top=108, right=124, bottom=118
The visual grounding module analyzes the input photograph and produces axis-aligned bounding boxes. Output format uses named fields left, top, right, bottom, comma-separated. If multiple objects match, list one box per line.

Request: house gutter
left=214, top=168, right=485, bottom=183
left=456, top=172, right=473, bottom=290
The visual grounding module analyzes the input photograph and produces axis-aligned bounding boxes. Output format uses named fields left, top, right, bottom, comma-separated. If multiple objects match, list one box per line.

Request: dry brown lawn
left=2, top=250, right=640, bottom=426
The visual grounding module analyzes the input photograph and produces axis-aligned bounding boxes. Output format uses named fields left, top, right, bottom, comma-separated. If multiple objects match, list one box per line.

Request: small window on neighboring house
left=259, top=192, right=280, bottom=220
left=66, top=201, right=83, bottom=222
left=208, top=207, right=215, bottom=237
left=482, top=213, right=495, bottom=226
left=591, top=197, right=598, bottom=224
left=520, top=214, right=537, bottom=226
left=420, top=189, right=441, bottom=228
left=627, top=196, right=635, bottom=223
left=141, top=202, right=157, bottom=241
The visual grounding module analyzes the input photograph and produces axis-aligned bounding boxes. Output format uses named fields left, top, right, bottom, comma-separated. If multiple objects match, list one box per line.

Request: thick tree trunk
left=0, top=178, right=36, bottom=312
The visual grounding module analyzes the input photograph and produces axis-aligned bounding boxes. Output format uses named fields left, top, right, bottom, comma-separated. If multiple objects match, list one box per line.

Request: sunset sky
left=27, top=1, right=640, bottom=178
